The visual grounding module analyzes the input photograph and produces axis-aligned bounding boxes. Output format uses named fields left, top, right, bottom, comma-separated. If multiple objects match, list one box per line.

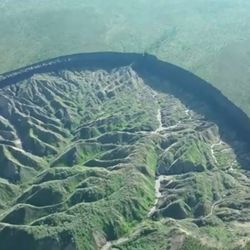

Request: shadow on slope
left=1, top=51, right=249, bottom=170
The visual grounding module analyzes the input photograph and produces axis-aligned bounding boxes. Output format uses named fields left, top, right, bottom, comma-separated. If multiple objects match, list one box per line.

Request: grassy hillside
left=0, top=60, right=250, bottom=249
left=0, top=0, right=250, bottom=115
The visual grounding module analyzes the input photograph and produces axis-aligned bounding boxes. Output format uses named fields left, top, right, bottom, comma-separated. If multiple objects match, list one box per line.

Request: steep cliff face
left=0, top=53, right=249, bottom=250
left=2, top=52, right=250, bottom=146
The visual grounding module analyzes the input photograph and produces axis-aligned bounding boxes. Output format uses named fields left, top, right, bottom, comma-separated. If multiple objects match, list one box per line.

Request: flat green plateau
left=1, top=0, right=250, bottom=118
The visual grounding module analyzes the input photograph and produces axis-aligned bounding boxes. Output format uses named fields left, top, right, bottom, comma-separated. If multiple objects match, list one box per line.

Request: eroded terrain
left=0, top=65, right=249, bottom=250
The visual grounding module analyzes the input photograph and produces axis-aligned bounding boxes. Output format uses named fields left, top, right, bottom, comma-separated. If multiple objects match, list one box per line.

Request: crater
left=0, top=52, right=250, bottom=250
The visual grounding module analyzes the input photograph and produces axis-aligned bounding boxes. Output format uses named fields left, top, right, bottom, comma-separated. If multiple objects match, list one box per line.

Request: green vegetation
left=180, top=237, right=216, bottom=250
left=1, top=0, right=250, bottom=118
left=0, top=63, right=250, bottom=249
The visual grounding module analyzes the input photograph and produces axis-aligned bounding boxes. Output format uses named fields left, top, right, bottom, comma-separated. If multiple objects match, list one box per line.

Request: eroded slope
left=0, top=65, right=249, bottom=250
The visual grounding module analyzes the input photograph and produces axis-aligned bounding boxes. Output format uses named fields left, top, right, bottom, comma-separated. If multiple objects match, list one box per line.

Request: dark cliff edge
left=0, top=51, right=250, bottom=146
